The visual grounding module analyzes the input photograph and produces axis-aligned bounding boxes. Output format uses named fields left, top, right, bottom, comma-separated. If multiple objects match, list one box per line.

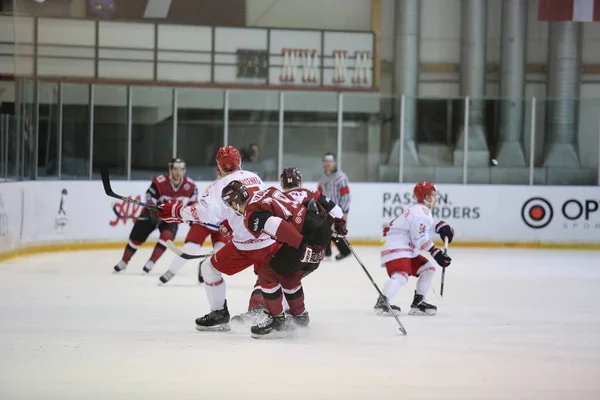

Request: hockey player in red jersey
left=220, top=179, right=347, bottom=338
left=376, top=182, right=454, bottom=316
left=233, top=167, right=346, bottom=325
left=113, top=158, right=198, bottom=273
left=158, top=167, right=231, bottom=285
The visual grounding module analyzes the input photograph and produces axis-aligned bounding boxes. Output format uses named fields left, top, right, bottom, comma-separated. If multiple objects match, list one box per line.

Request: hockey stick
left=112, top=204, right=149, bottom=221
left=440, top=237, right=449, bottom=297
left=341, top=237, right=407, bottom=335
left=101, top=167, right=221, bottom=230
left=101, top=167, right=161, bottom=212
left=165, top=240, right=212, bottom=260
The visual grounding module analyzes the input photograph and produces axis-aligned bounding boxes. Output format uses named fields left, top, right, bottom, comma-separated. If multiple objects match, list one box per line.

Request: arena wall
left=1, top=181, right=599, bottom=262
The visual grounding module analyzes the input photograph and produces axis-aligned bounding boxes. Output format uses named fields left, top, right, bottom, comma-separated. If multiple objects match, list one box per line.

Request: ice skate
left=374, top=296, right=401, bottom=316
left=251, top=313, right=287, bottom=339
left=195, top=300, right=231, bottom=331
left=409, top=291, right=437, bottom=316
left=113, top=260, right=127, bottom=273
left=231, top=306, right=266, bottom=326
left=158, top=270, right=174, bottom=285
left=286, top=311, right=310, bottom=328
left=142, top=260, right=154, bottom=273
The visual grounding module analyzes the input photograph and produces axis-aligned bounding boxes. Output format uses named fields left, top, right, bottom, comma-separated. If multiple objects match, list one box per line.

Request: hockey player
left=233, top=167, right=346, bottom=325
left=376, top=181, right=454, bottom=316
left=158, top=168, right=230, bottom=285
left=113, top=158, right=197, bottom=274
left=220, top=180, right=347, bottom=338
left=157, top=146, right=272, bottom=331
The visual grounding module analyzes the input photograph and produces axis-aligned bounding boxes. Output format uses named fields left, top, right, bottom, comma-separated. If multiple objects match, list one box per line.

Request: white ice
left=1, top=247, right=599, bottom=400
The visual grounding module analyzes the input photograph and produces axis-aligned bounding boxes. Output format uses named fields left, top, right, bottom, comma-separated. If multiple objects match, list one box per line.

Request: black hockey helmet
left=280, top=167, right=303, bottom=189
left=221, top=180, right=250, bottom=208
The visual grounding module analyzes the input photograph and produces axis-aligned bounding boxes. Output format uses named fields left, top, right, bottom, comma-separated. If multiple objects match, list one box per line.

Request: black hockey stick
left=440, top=237, right=449, bottom=297
left=165, top=240, right=212, bottom=260
left=112, top=204, right=149, bottom=221
left=341, top=237, right=407, bottom=335
left=101, top=167, right=162, bottom=212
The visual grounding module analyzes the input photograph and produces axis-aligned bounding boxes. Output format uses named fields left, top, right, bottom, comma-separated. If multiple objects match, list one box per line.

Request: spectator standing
left=317, top=152, right=351, bottom=261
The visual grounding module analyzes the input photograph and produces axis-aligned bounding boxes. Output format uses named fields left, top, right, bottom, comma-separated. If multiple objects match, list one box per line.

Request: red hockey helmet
left=216, top=146, right=241, bottom=173
left=413, top=181, right=438, bottom=204
left=280, top=167, right=303, bottom=189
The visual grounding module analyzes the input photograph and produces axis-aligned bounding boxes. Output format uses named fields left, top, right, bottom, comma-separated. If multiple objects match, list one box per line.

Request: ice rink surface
left=1, top=247, right=600, bottom=400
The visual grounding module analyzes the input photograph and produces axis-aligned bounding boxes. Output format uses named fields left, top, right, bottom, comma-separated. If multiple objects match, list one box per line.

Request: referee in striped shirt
left=318, top=152, right=351, bottom=261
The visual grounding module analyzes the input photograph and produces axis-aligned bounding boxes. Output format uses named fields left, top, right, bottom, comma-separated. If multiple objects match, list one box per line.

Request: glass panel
left=61, top=83, right=91, bottom=179
left=228, top=90, right=279, bottom=181
left=177, top=88, right=224, bottom=181
left=37, top=82, right=60, bottom=178
left=19, top=79, right=36, bottom=180
left=341, top=92, right=388, bottom=183
left=131, top=87, right=174, bottom=180
left=0, top=105, right=18, bottom=181
left=92, top=85, right=128, bottom=179
left=537, top=97, right=599, bottom=185
left=282, top=92, right=338, bottom=185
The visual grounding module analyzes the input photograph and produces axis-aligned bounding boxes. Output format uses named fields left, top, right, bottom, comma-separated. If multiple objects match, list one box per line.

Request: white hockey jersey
left=381, top=203, right=439, bottom=264
left=179, top=170, right=275, bottom=251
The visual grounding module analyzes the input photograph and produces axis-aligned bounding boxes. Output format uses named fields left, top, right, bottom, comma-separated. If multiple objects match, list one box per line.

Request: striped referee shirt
left=317, top=170, right=351, bottom=214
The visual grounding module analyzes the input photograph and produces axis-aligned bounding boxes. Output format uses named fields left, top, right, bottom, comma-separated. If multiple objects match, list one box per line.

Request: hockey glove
left=430, top=247, right=451, bottom=268
left=435, top=221, right=454, bottom=244
left=331, top=217, right=348, bottom=237
left=219, top=220, right=233, bottom=237
left=145, top=201, right=160, bottom=225
left=298, top=244, right=326, bottom=264
left=157, top=203, right=184, bottom=224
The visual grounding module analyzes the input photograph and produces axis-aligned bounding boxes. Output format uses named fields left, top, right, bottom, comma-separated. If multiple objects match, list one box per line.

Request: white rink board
left=1, top=181, right=600, bottom=254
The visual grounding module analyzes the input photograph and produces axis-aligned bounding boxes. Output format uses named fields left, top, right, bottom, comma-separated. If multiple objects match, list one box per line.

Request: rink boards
left=1, top=180, right=600, bottom=260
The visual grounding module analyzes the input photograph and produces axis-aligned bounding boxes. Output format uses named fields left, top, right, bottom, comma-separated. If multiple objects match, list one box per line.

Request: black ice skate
left=142, top=261, right=154, bottom=273
left=231, top=306, right=267, bottom=326
left=195, top=300, right=231, bottom=331
left=251, top=313, right=287, bottom=339
left=374, top=296, right=402, bottom=316
left=159, top=270, right=175, bottom=285
left=113, top=260, right=127, bottom=273
left=286, top=310, right=310, bottom=328
left=409, top=291, right=437, bottom=316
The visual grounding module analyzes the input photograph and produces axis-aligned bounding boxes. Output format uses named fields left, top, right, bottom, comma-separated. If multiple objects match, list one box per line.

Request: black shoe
left=195, top=300, right=231, bottom=331
left=251, top=313, right=287, bottom=339
left=231, top=306, right=267, bottom=326
left=335, top=253, right=351, bottom=261
left=374, top=296, right=401, bottom=316
left=409, top=291, right=437, bottom=316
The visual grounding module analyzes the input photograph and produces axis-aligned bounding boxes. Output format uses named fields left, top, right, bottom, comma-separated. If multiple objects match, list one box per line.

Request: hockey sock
left=168, top=242, right=201, bottom=274
left=149, top=229, right=176, bottom=263
left=262, top=285, right=284, bottom=316
left=283, top=284, right=305, bottom=315
left=416, top=265, right=436, bottom=296
left=383, top=272, right=408, bottom=300
left=201, top=258, right=227, bottom=311
left=248, top=282, right=264, bottom=311
left=122, top=240, right=141, bottom=263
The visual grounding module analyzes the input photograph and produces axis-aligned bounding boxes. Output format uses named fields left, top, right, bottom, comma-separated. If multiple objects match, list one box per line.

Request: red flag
left=539, top=0, right=600, bottom=21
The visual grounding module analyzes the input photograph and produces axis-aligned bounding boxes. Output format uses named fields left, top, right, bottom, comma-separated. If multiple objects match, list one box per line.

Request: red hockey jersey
left=146, top=174, right=198, bottom=206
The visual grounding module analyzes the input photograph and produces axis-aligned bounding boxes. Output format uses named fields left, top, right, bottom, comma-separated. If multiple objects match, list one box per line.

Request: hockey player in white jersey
left=157, top=145, right=278, bottom=331
left=376, top=181, right=454, bottom=316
